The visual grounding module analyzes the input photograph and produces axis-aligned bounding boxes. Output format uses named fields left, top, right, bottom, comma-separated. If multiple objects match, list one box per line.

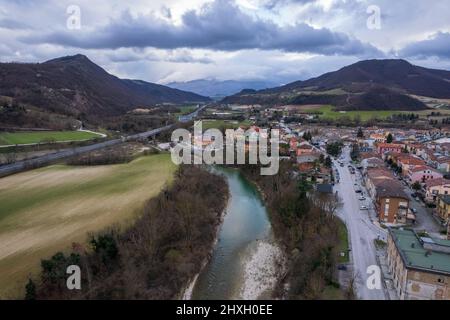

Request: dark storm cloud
left=400, top=32, right=450, bottom=59
left=21, top=0, right=382, bottom=57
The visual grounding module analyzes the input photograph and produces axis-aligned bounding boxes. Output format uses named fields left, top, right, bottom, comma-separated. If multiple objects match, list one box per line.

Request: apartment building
left=387, top=228, right=450, bottom=300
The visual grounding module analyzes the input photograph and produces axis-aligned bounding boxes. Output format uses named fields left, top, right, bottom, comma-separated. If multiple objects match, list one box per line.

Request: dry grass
left=0, top=154, right=176, bottom=298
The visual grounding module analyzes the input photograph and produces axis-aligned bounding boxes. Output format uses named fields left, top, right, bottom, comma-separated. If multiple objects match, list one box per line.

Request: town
left=1, top=0, right=450, bottom=307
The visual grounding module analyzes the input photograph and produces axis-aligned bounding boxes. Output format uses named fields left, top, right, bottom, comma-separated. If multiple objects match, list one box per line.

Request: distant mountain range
left=223, top=59, right=450, bottom=111
left=0, top=54, right=210, bottom=118
left=167, top=79, right=280, bottom=98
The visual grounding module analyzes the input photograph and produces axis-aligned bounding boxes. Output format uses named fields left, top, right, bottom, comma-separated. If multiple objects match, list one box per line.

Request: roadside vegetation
left=26, top=165, right=228, bottom=300
left=0, top=154, right=176, bottom=297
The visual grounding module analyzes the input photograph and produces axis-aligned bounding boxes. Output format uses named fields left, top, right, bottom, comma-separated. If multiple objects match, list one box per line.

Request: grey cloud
left=21, top=0, right=382, bottom=57
left=400, top=32, right=450, bottom=59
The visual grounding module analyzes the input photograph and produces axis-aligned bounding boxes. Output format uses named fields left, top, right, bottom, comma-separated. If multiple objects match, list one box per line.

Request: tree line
left=25, top=165, right=228, bottom=300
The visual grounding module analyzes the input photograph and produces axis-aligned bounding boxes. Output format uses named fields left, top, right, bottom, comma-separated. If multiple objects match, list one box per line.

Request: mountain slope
left=223, top=59, right=450, bottom=110
left=167, top=79, right=280, bottom=98
left=0, top=54, right=210, bottom=118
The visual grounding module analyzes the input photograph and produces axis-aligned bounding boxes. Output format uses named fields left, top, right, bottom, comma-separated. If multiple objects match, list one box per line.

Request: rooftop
left=438, top=194, right=450, bottom=205
left=390, top=228, right=450, bottom=275
left=425, top=178, right=450, bottom=188
left=376, top=180, right=408, bottom=199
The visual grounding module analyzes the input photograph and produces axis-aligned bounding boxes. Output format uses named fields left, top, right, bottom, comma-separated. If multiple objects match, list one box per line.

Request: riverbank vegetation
left=24, top=165, right=228, bottom=300
left=239, top=162, right=347, bottom=299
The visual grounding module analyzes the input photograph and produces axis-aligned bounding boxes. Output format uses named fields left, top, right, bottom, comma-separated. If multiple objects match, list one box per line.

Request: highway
left=0, top=104, right=212, bottom=177
left=334, top=146, right=387, bottom=300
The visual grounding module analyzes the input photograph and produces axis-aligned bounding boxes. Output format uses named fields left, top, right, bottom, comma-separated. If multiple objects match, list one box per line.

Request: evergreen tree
left=386, top=133, right=393, bottom=144
left=357, top=127, right=364, bottom=138
left=25, top=279, right=36, bottom=300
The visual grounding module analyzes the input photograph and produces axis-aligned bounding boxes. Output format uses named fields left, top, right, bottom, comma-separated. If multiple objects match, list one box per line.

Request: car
left=411, top=208, right=418, bottom=214
left=337, top=265, right=347, bottom=271
left=411, top=193, right=417, bottom=198
left=355, top=190, right=362, bottom=193
left=359, top=196, right=366, bottom=201
left=360, top=206, right=369, bottom=210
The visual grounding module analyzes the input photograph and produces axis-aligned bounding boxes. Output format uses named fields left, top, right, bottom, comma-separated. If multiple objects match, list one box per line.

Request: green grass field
left=0, top=131, right=102, bottom=146
left=302, top=105, right=400, bottom=121
left=0, top=154, right=176, bottom=297
left=200, top=119, right=253, bottom=130
left=175, top=105, right=197, bottom=116
left=301, top=105, right=450, bottom=121
left=337, top=219, right=350, bottom=264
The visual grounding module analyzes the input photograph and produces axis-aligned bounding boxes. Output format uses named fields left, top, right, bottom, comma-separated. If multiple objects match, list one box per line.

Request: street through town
left=334, top=146, right=387, bottom=300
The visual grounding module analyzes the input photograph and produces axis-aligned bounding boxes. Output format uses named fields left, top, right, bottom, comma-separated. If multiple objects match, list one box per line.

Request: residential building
left=425, top=178, right=450, bottom=203
left=437, top=195, right=450, bottom=223
left=377, top=143, right=404, bottom=155
left=376, top=181, right=410, bottom=224
left=396, top=155, right=426, bottom=176
left=387, top=228, right=450, bottom=300
left=408, top=166, right=444, bottom=184
left=364, top=167, right=395, bottom=199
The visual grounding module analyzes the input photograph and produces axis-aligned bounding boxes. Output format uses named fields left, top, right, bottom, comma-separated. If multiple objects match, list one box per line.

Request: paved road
left=0, top=103, right=214, bottom=177
left=401, top=185, right=442, bottom=236
left=0, top=125, right=174, bottom=177
left=334, top=146, right=387, bottom=300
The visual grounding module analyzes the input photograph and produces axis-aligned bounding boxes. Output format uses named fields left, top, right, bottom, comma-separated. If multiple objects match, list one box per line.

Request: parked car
left=337, top=265, right=347, bottom=271
left=411, top=208, right=418, bottom=214
left=359, top=196, right=366, bottom=201
left=355, top=190, right=362, bottom=193
left=360, top=206, right=369, bottom=210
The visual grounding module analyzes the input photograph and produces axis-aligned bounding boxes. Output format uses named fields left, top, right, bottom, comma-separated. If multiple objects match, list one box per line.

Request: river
left=191, top=167, right=280, bottom=300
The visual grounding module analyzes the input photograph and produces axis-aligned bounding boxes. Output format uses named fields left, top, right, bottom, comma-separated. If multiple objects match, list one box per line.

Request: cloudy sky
left=1, top=0, right=449, bottom=84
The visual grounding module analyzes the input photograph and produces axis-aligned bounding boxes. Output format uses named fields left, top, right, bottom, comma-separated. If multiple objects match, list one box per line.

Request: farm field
left=0, top=154, right=176, bottom=297
left=175, top=105, right=197, bottom=116
left=0, top=131, right=102, bottom=146
left=299, top=105, right=402, bottom=121
left=294, top=105, right=450, bottom=121
left=200, top=119, right=253, bottom=130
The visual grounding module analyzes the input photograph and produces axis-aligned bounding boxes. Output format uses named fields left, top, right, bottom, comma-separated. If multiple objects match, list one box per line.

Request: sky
left=0, top=0, right=450, bottom=85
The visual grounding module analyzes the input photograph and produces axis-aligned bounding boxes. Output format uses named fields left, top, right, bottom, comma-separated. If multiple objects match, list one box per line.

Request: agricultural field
left=0, top=154, right=176, bottom=297
left=298, top=105, right=399, bottom=121
left=295, top=105, right=450, bottom=121
left=175, top=105, right=197, bottom=116
left=0, top=131, right=103, bottom=146
left=200, top=119, right=253, bottom=130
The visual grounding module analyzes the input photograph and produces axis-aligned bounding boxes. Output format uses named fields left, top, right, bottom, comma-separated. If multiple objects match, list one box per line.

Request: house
left=296, top=144, right=314, bottom=156
left=297, top=152, right=321, bottom=164
left=437, top=195, right=450, bottom=223
left=387, top=228, right=450, bottom=300
left=397, top=155, right=426, bottom=176
left=435, top=157, right=450, bottom=173
left=425, top=178, right=450, bottom=203
left=375, top=181, right=410, bottom=225
left=370, top=133, right=388, bottom=143
left=364, top=167, right=396, bottom=199
left=377, top=143, right=404, bottom=155
left=408, top=166, right=444, bottom=184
